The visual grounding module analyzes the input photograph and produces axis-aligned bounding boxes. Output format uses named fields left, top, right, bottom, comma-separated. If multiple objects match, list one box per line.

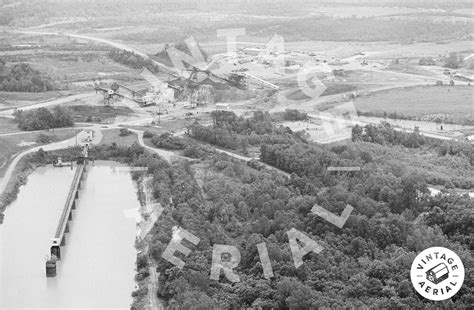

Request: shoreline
left=0, top=147, right=82, bottom=224
left=132, top=175, right=166, bottom=310
left=0, top=155, right=43, bottom=223
left=0, top=155, right=151, bottom=309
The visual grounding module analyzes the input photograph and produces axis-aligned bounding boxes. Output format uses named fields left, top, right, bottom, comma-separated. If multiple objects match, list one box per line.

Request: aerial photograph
left=0, top=0, right=472, bottom=309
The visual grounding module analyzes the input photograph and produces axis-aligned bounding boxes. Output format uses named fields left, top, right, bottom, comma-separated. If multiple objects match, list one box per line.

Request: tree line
left=13, top=107, right=74, bottom=131
left=108, top=49, right=161, bottom=74
left=0, top=62, right=57, bottom=92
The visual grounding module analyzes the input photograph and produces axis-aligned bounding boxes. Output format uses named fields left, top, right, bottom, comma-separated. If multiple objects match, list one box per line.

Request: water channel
left=0, top=161, right=139, bottom=309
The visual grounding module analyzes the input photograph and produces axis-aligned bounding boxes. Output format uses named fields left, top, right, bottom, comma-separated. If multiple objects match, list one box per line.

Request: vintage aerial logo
left=410, top=247, right=465, bottom=301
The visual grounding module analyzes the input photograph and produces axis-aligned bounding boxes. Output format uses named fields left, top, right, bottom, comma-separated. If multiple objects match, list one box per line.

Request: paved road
left=0, top=92, right=96, bottom=119
left=133, top=129, right=178, bottom=163
left=0, top=125, right=92, bottom=137
left=0, top=126, right=102, bottom=196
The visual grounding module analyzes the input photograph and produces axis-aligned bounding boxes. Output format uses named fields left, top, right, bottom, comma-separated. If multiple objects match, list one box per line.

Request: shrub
left=143, top=130, right=154, bottom=138
left=119, top=128, right=132, bottom=136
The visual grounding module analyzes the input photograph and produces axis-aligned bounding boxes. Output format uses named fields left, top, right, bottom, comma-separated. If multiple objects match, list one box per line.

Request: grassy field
left=354, top=85, right=474, bottom=124
left=0, top=118, right=20, bottom=134
left=0, top=91, right=72, bottom=111
left=286, top=83, right=358, bottom=101
left=99, top=129, right=139, bottom=147
left=68, top=105, right=134, bottom=123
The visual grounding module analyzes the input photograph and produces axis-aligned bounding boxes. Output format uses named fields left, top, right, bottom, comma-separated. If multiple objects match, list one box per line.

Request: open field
left=99, top=128, right=139, bottom=147
left=1, top=52, right=141, bottom=92
left=0, top=118, right=20, bottom=134
left=67, top=105, right=135, bottom=123
left=354, top=85, right=474, bottom=124
left=0, top=91, right=72, bottom=111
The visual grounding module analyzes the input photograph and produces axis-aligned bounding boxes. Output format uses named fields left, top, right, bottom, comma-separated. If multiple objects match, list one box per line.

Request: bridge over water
left=46, top=147, right=91, bottom=277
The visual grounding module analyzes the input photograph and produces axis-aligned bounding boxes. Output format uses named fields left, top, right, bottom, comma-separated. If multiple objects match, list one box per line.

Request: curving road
left=0, top=126, right=102, bottom=196
left=0, top=92, right=97, bottom=119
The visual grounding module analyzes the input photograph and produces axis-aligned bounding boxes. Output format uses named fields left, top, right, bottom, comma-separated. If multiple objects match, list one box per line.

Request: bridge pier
left=51, top=245, right=61, bottom=260
left=46, top=260, right=57, bottom=277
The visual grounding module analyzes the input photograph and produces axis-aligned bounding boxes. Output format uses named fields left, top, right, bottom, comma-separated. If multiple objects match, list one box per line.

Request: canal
left=0, top=161, right=139, bottom=309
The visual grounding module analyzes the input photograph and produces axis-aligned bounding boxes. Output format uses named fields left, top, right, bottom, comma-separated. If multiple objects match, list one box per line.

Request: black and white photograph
left=0, top=0, right=472, bottom=309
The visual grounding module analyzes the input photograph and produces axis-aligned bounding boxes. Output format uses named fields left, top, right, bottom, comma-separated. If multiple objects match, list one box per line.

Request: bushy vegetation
left=13, top=107, right=74, bottom=131
left=148, top=131, right=215, bottom=159
left=108, top=49, right=161, bottom=73
left=146, top=153, right=472, bottom=309
left=188, top=111, right=306, bottom=154
left=151, top=133, right=187, bottom=150
left=352, top=122, right=427, bottom=149
left=119, top=128, right=132, bottom=137
left=444, top=52, right=464, bottom=69
left=282, top=109, right=308, bottom=121
left=0, top=62, right=57, bottom=92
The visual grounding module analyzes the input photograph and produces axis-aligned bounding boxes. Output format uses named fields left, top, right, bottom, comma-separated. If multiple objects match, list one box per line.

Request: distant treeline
left=0, top=62, right=57, bottom=92
left=13, top=107, right=74, bottom=131
left=108, top=49, right=161, bottom=73
left=241, top=16, right=471, bottom=42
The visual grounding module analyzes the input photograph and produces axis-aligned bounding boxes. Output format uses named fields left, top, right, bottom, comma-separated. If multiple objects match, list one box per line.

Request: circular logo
left=410, top=247, right=465, bottom=301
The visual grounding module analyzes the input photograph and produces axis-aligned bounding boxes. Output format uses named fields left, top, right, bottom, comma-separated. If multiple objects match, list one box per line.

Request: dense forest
left=0, top=61, right=57, bottom=92
left=104, top=110, right=473, bottom=309
left=13, top=107, right=74, bottom=131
